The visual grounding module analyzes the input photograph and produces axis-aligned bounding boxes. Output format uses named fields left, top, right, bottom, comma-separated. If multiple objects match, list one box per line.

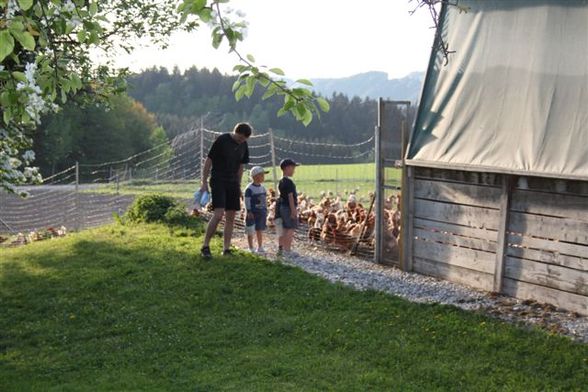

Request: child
left=244, top=166, right=269, bottom=253
left=276, top=158, right=300, bottom=256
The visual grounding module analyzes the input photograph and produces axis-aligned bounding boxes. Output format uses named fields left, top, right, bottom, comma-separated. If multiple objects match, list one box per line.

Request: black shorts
left=210, top=179, right=241, bottom=211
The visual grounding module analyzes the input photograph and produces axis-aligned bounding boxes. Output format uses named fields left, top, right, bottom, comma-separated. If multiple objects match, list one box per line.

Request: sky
left=112, top=0, right=436, bottom=80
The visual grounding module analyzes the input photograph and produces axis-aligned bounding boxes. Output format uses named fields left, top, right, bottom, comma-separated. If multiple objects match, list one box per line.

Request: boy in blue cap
left=276, top=158, right=300, bottom=256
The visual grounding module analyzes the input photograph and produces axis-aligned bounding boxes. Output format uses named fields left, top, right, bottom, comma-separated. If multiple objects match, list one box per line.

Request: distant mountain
left=310, top=71, right=424, bottom=101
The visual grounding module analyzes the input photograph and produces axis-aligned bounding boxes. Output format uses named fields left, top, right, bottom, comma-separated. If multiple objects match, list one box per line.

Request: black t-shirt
left=278, top=177, right=297, bottom=207
left=208, top=133, right=249, bottom=182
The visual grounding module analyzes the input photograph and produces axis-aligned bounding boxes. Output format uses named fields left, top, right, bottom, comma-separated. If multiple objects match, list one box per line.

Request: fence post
left=199, top=126, right=204, bottom=178
left=75, top=161, right=80, bottom=231
left=493, top=175, right=514, bottom=292
left=374, top=97, right=384, bottom=264
left=269, top=128, right=279, bottom=192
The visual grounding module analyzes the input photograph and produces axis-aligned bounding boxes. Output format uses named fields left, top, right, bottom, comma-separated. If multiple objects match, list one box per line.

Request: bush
left=163, top=205, right=191, bottom=225
left=125, top=194, right=179, bottom=223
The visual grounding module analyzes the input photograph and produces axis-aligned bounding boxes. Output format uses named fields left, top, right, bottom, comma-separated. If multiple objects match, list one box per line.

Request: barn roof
left=407, top=0, right=588, bottom=181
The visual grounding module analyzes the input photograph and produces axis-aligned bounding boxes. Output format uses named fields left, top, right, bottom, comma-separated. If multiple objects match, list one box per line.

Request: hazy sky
left=113, top=0, right=436, bottom=80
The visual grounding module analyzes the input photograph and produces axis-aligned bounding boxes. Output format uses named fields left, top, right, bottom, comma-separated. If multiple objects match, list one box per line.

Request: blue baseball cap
left=279, top=158, right=300, bottom=169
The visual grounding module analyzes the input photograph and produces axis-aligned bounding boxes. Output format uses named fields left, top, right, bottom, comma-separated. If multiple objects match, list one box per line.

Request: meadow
left=1, top=221, right=586, bottom=390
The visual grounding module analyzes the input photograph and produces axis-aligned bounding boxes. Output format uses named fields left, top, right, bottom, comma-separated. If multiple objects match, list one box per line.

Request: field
left=85, top=163, right=401, bottom=202
left=1, top=221, right=587, bottom=390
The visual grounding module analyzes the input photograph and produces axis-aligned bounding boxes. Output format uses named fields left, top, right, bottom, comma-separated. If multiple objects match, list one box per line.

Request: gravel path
left=233, top=236, right=588, bottom=343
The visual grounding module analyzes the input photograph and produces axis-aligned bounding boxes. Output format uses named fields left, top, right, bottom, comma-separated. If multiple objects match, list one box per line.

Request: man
left=200, top=123, right=252, bottom=258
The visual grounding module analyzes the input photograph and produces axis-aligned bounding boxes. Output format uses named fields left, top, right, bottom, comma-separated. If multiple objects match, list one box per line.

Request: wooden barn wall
left=409, top=167, right=588, bottom=315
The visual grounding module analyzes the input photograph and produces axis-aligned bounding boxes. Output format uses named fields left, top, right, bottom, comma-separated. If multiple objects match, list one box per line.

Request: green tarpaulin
left=407, top=0, right=588, bottom=181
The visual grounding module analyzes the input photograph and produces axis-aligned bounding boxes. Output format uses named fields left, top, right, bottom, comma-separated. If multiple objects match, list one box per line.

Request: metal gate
left=375, top=99, right=411, bottom=267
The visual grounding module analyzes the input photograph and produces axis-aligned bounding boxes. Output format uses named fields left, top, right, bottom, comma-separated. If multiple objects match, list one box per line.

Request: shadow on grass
left=1, top=223, right=587, bottom=391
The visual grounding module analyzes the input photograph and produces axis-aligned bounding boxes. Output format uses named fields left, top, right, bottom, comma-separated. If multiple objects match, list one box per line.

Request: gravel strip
left=234, top=237, right=588, bottom=343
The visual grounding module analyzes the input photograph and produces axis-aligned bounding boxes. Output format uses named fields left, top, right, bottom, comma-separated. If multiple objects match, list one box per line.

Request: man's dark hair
left=233, top=122, right=252, bottom=137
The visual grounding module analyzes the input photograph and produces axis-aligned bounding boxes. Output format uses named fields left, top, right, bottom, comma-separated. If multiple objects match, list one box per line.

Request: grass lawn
left=84, top=163, right=400, bottom=202
left=1, top=222, right=586, bottom=391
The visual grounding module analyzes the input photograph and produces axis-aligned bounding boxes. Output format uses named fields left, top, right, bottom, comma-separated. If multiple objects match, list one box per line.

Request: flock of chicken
left=204, top=190, right=402, bottom=255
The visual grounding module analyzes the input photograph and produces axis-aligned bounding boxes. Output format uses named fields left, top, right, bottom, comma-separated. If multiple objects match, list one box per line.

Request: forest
left=33, top=66, right=410, bottom=176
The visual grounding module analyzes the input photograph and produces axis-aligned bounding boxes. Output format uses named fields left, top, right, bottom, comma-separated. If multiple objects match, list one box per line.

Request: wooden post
left=374, top=97, right=385, bottom=264
left=493, top=175, right=514, bottom=292
left=74, top=161, right=80, bottom=231
left=400, top=103, right=413, bottom=271
left=269, top=128, right=278, bottom=192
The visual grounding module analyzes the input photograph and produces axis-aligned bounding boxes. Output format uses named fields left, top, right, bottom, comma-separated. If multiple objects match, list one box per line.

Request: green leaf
left=12, top=71, right=27, bottom=83
left=277, top=107, right=288, bottom=117
left=89, top=2, right=98, bottom=16
left=0, top=31, right=15, bottom=62
left=191, top=0, right=207, bottom=12
left=235, top=85, right=247, bottom=101
left=18, top=0, right=33, bottom=11
left=302, top=109, right=313, bottom=126
left=198, top=8, right=213, bottom=22
left=269, top=67, right=285, bottom=76
left=9, top=21, right=25, bottom=33
left=11, top=30, right=35, bottom=51
left=77, top=30, right=87, bottom=43
left=296, top=79, right=313, bottom=87
left=246, top=54, right=255, bottom=63
left=212, top=32, right=223, bottom=49
left=316, top=97, right=330, bottom=112
left=295, top=103, right=307, bottom=118
left=231, top=79, right=241, bottom=92
left=244, top=76, right=255, bottom=97
left=261, top=87, right=276, bottom=100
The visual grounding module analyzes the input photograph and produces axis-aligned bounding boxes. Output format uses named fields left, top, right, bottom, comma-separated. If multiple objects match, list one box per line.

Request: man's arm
left=200, top=157, right=212, bottom=191
left=238, top=164, right=244, bottom=185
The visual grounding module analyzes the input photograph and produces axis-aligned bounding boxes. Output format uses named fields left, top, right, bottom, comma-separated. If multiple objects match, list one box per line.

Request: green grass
left=2, top=222, right=585, bottom=391
left=85, top=163, right=400, bottom=202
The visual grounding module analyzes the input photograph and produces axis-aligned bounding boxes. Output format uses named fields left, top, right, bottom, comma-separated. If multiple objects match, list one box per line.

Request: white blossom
left=5, top=0, right=19, bottom=19
left=22, top=150, right=35, bottom=162
left=62, top=0, right=76, bottom=13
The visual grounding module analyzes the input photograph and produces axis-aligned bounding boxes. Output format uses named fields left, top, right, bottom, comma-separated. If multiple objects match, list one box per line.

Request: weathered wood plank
left=415, top=198, right=501, bottom=230
left=494, top=175, right=514, bottom=292
left=507, top=234, right=588, bottom=261
left=413, top=257, right=494, bottom=292
left=511, top=190, right=588, bottom=221
left=414, top=179, right=501, bottom=208
left=414, top=228, right=497, bottom=253
left=509, top=212, right=588, bottom=244
left=504, top=257, right=588, bottom=296
left=414, top=218, right=498, bottom=241
left=507, top=246, right=587, bottom=272
left=414, top=167, right=501, bottom=187
left=514, top=176, right=588, bottom=196
left=502, top=278, right=588, bottom=315
left=413, top=238, right=496, bottom=274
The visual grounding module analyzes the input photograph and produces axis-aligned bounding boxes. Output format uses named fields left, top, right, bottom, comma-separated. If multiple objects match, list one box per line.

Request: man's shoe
left=201, top=246, right=212, bottom=259
left=256, top=247, right=266, bottom=254
left=222, top=248, right=233, bottom=256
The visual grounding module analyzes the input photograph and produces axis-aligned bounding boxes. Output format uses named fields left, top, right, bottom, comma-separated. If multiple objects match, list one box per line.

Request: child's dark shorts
left=245, top=211, right=267, bottom=234
left=279, top=205, right=298, bottom=229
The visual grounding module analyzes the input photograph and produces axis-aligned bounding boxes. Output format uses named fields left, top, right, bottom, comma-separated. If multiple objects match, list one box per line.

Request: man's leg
left=203, top=208, right=224, bottom=248
left=256, top=230, right=263, bottom=249
left=223, top=210, right=236, bottom=250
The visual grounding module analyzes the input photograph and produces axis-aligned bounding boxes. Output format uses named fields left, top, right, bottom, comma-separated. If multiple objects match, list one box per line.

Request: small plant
left=125, top=194, right=179, bottom=223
